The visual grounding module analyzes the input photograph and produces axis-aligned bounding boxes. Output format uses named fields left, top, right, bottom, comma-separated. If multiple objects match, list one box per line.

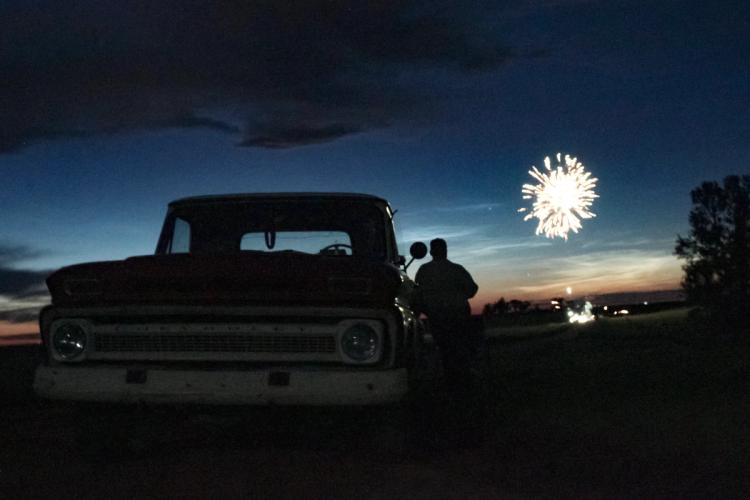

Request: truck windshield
left=161, top=201, right=387, bottom=259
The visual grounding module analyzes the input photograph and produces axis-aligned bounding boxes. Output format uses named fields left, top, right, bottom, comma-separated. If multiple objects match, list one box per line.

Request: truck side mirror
left=404, top=242, right=427, bottom=270
left=410, top=242, right=428, bottom=260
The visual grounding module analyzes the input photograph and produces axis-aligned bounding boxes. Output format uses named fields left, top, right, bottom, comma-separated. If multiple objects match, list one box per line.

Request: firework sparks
left=518, top=153, right=598, bottom=240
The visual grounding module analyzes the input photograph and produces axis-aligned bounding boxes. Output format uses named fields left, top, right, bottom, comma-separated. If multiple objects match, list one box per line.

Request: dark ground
left=2, top=309, right=749, bottom=499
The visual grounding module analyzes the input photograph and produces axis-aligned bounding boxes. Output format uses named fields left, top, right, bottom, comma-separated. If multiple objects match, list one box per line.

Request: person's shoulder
left=417, top=260, right=437, bottom=272
left=448, top=260, right=475, bottom=276
left=446, top=259, right=466, bottom=270
left=415, top=260, right=434, bottom=276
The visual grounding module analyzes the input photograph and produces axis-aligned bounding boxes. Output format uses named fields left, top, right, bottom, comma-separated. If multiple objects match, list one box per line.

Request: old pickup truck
left=34, top=193, right=430, bottom=406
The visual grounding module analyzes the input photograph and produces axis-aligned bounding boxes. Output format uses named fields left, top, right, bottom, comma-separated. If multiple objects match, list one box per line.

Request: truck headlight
left=340, top=322, right=381, bottom=363
left=52, top=321, right=88, bottom=361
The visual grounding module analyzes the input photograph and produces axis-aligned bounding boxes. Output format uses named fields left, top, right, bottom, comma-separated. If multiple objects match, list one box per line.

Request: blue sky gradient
left=2, top=0, right=748, bottom=332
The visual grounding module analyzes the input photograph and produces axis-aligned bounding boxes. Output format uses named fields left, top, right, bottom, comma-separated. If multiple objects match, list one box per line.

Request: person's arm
left=412, top=266, right=425, bottom=315
left=460, top=265, right=478, bottom=298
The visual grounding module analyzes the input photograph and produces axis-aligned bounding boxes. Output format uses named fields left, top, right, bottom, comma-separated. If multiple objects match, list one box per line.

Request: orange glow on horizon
left=0, top=321, right=40, bottom=345
left=464, top=246, right=683, bottom=313
left=469, top=278, right=682, bottom=313
left=0, top=321, right=39, bottom=337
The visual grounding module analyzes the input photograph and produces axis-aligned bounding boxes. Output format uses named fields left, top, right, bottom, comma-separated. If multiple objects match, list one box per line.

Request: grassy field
left=488, top=309, right=749, bottom=497
left=2, top=309, right=748, bottom=499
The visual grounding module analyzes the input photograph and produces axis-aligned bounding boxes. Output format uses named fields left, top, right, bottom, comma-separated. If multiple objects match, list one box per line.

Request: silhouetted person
left=414, top=238, right=484, bottom=446
left=415, top=238, right=478, bottom=390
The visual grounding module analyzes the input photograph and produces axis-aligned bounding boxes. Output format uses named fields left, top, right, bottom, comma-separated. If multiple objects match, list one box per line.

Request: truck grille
left=87, top=322, right=342, bottom=362
left=95, top=334, right=336, bottom=353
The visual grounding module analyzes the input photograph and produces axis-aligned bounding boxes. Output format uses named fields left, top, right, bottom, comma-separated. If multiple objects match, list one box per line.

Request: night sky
left=2, top=0, right=749, bottom=335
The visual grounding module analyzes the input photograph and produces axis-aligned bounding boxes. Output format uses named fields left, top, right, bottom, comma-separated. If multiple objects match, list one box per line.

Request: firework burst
left=518, top=153, right=598, bottom=240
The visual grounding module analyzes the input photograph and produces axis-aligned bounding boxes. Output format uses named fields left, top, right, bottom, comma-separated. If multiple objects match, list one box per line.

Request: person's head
left=430, top=238, right=447, bottom=260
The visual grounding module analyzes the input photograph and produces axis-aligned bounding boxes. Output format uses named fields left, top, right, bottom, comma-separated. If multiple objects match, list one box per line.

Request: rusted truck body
left=34, top=193, right=426, bottom=405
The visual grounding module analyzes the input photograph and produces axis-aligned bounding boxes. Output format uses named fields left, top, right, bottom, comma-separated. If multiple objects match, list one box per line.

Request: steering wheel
left=319, top=243, right=353, bottom=255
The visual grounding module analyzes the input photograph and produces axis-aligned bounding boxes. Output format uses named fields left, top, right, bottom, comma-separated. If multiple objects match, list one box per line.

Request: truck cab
left=34, top=193, right=425, bottom=405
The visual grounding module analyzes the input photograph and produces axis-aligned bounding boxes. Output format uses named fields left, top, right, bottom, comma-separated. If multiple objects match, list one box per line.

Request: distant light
left=603, top=305, right=608, bottom=311
left=643, top=301, right=648, bottom=305
left=566, top=286, right=572, bottom=295
left=568, top=301, right=595, bottom=324
left=550, top=300, right=559, bottom=305
left=569, top=313, right=594, bottom=324
left=617, top=309, right=629, bottom=315
left=518, top=153, right=599, bottom=240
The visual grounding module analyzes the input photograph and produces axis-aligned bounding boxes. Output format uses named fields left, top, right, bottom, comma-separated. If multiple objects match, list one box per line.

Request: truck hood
left=47, top=253, right=402, bottom=308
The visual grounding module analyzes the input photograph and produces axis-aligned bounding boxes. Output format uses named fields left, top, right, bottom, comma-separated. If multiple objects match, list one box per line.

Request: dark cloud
left=240, top=124, right=363, bottom=148
left=0, top=244, right=50, bottom=323
left=0, top=245, right=45, bottom=264
left=0, top=268, right=49, bottom=297
left=0, top=244, right=50, bottom=297
left=0, top=1, right=514, bottom=152
left=0, top=305, right=44, bottom=324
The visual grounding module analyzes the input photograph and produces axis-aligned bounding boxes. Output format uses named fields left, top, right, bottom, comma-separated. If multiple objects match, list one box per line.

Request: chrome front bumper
left=34, top=365, right=409, bottom=406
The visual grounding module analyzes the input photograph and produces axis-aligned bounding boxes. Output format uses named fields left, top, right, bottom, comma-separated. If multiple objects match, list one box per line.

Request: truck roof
left=169, top=192, right=389, bottom=208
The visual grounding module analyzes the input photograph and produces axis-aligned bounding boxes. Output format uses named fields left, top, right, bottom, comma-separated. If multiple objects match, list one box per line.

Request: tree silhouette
left=675, top=175, right=750, bottom=320
left=482, top=303, right=493, bottom=317
left=493, top=297, right=507, bottom=316
left=482, top=297, right=512, bottom=317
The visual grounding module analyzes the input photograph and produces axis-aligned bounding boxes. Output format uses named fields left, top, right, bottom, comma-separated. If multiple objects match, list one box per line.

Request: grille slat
left=94, top=333, right=336, bottom=354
